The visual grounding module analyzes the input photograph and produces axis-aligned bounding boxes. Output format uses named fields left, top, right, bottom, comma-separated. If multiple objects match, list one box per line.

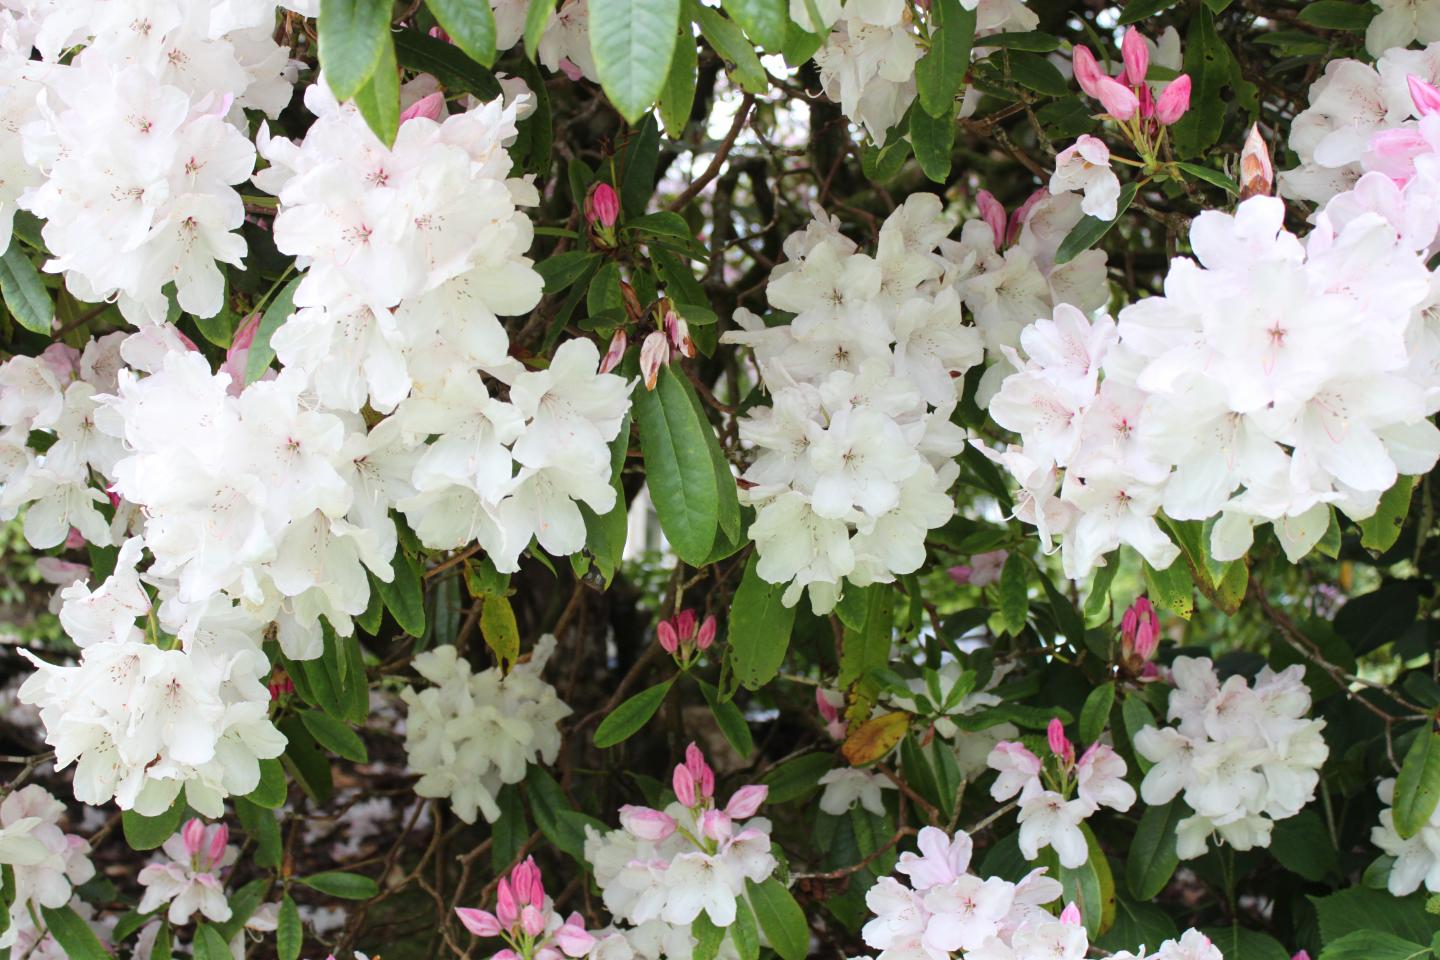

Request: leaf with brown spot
left=841, top=711, right=911, bottom=767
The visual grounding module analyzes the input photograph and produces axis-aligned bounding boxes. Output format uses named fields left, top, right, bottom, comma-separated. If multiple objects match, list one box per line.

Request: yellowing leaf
left=842, top=711, right=910, bottom=766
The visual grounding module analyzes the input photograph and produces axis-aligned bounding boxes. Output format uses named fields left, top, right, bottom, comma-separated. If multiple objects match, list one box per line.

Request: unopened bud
left=976, top=190, right=1007, bottom=250
left=1095, top=76, right=1140, bottom=121
left=1154, top=74, right=1191, bottom=125
left=1121, top=28, right=1149, bottom=87
left=399, top=91, right=445, bottom=124
left=620, top=280, right=644, bottom=322
left=1047, top=718, right=1074, bottom=766
left=599, top=328, right=627, bottom=374
left=696, top=614, right=717, bottom=651
left=1071, top=45, right=1105, bottom=99
left=664, top=309, right=695, bottom=359
left=639, top=331, right=669, bottom=390
left=1409, top=74, right=1440, bottom=117
left=585, top=183, right=620, bottom=230
left=1239, top=123, right=1274, bottom=200
left=1060, top=903, right=1083, bottom=926
left=657, top=618, right=679, bottom=654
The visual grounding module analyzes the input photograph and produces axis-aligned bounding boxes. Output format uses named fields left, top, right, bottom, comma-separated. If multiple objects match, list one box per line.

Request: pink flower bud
left=698, top=809, right=733, bottom=843
left=599, top=328, right=627, bottom=374
left=685, top=743, right=714, bottom=799
left=1154, top=74, right=1191, bottom=125
left=400, top=91, right=446, bottom=124
left=1240, top=123, right=1274, bottom=200
left=725, top=785, right=768, bottom=819
left=639, top=331, right=669, bottom=390
left=496, top=878, right=519, bottom=928
left=1071, top=45, right=1105, bottom=99
left=456, top=908, right=503, bottom=937
left=556, top=913, right=597, bottom=958
left=494, top=949, right=522, bottom=960
left=1095, top=76, right=1140, bottom=121
left=585, top=183, right=620, bottom=229
left=182, top=819, right=206, bottom=858
left=64, top=527, right=87, bottom=550
left=1410, top=74, right=1440, bottom=117
left=520, top=904, right=547, bottom=938
left=1008, top=189, right=1046, bottom=247
left=1121, top=28, right=1149, bottom=86
left=673, top=765, right=697, bottom=807
left=675, top=609, right=697, bottom=642
left=1060, top=902, right=1083, bottom=926
left=664, top=310, right=695, bottom=359
left=207, top=824, right=229, bottom=866
left=1047, top=718, right=1073, bottom=765
left=947, top=565, right=974, bottom=585
left=1291, top=952, right=1311, bottom=960
left=428, top=25, right=453, bottom=43
left=657, top=619, right=680, bottom=654
left=511, top=857, right=541, bottom=906
left=976, top=189, right=1007, bottom=249
left=220, top=312, right=264, bottom=395
left=620, top=805, right=678, bottom=841
left=1137, top=79, right=1155, bottom=119
left=696, top=615, right=717, bottom=651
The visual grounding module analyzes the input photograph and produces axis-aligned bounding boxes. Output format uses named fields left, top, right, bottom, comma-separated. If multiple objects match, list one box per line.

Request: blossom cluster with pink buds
left=137, top=818, right=238, bottom=925
left=583, top=743, right=778, bottom=947
left=986, top=719, right=1136, bottom=868
left=1073, top=29, right=1191, bottom=128
left=457, top=857, right=597, bottom=960
left=656, top=608, right=717, bottom=667
left=638, top=302, right=697, bottom=390
left=1119, top=596, right=1161, bottom=680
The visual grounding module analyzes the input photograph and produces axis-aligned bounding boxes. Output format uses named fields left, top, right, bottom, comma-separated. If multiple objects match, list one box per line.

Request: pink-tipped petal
left=724, top=784, right=768, bottom=819
left=181, top=819, right=206, bottom=858
left=207, top=824, right=229, bottom=866
left=1060, top=902, right=1083, bottom=926
left=1409, top=74, right=1440, bottom=117
left=672, top=765, right=697, bottom=808
left=1071, top=45, right=1105, bottom=98
left=400, top=91, right=446, bottom=124
left=1095, top=76, right=1140, bottom=121
left=520, top=904, right=547, bottom=938
left=639, top=331, right=669, bottom=390
left=976, top=190, right=1008, bottom=249
left=1154, top=74, right=1191, bottom=125
left=619, top=805, right=678, bottom=841
left=496, top=878, right=518, bottom=928
left=456, top=908, right=504, bottom=937
left=1121, top=28, right=1150, bottom=86
left=556, top=914, right=598, bottom=958
left=599, top=328, right=627, bottom=374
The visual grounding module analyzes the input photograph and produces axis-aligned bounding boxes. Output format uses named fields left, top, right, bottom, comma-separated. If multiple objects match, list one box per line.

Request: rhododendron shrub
left=1, top=2, right=1440, bottom=959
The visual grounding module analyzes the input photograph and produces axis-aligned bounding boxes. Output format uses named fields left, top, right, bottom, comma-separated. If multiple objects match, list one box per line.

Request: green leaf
left=1174, top=161, right=1239, bottom=194
left=1117, top=0, right=1180, bottom=23
left=1170, top=8, right=1227, bottom=158
left=590, top=0, right=681, bottom=121
left=1200, top=926, right=1291, bottom=960
left=1054, top=181, right=1139, bottom=265
left=235, top=798, right=283, bottom=868
left=0, top=245, right=53, bottom=334
left=375, top=547, right=426, bottom=637
left=838, top=584, right=896, bottom=688
left=525, top=766, right=590, bottom=861
left=997, top=551, right=1029, bottom=636
left=1318, top=931, right=1431, bottom=960
left=1312, top=887, right=1440, bottom=944
left=731, top=898, right=762, bottom=960
left=1361, top=477, right=1418, bottom=554
left=493, top=784, right=530, bottom=867
left=698, top=677, right=755, bottom=756
left=191, top=925, right=231, bottom=960
left=594, top=679, right=675, bottom=748
left=213, top=878, right=271, bottom=942
left=675, top=361, right=741, bottom=544
left=980, top=30, right=1060, bottom=50
left=318, top=0, right=393, bottom=101
left=248, top=757, right=288, bottom=809
left=524, top=0, right=552, bottom=59
left=352, top=30, right=399, bottom=146
left=1007, top=51, right=1068, bottom=96
left=761, top=752, right=835, bottom=803
left=1143, top=558, right=1194, bottom=620
left=1036, top=824, right=1115, bottom=937
left=300, top=708, right=369, bottom=764
left=278, top=895, right=303, bottom=960
left=910, top=102, right=955, bottom=182
left=915, top=0, right=976, bottom=117
left=39, top=905, right=112, bottom=960
left=620, top=114, right=662, bottom=218
left=1270, top=810, right=1340, bottom=882
left=1122, top=695, right=1156, bottom=773
left=427, top=0, right=498, bottom=66
left=1394, top=730, right=1440, bottom=840
left=1038, top=569, right=1085, bottom=645
left=1126, top=799, right=1182, bottom=900
left=539, top=251, right=601, bottom=294
left=691, top=0, right=769, bottom=94
left=633, top=365, right=720, bottom=564
left=692, top=911, right=726, bottom=960
left=745, top=877, right=810, bottom=960
left=578, top=411, right=631, bottom=586
left=1298, top=0, right=1377, bottom=29
left=122, top=796, right=186, bottom=851
left=245, top=275, right=302, bottom=384
left=481, top=594, right=521, bottom=668
left=298, top=871, right=380, bottom=900
left=659, top=26, right=699, bottom=137
left=394, top=29, right=502, bottom=99
left=722, top=0, right=786, bottom=50
left=1079, top=681, right=1116, bottom=744
left=278, top=715, right=335, bottom=806
left=1156, top=517, right=1246, bottom=615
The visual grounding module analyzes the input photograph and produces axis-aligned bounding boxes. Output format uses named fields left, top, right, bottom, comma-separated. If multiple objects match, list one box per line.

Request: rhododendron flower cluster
left=584, top=744, right=776, bottom=952
left=1371, top=774, right=1440, bottom=894
left=1108, top=930, right=1226, bottom=960
left=137, top=818, right=238, bottom=925
left=457, top=857, right=598, bottom=960
left=1, top=0, right=300, bottom=323
left=1134, top=658, right=1328, bottom=859
left=0, top=785, right=94, bottom=949
left=656, top=607, right=716, bottom=667
left=986, top=719, right=1136, bottom=868
left=18, top=536, right=286, bottom=815
left=401, top=635, right=571, bottom=824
